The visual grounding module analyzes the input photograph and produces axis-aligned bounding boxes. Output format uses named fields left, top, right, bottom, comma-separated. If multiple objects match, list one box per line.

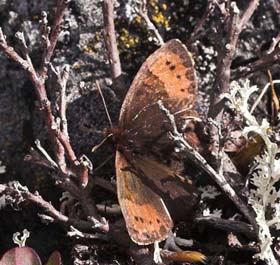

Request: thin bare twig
left=24, top=148, right=58, bottom=169
left=231, top=47, right=280, bottom=79
left=268, top=33, right=280, bottom=54
left=208, top=0, right=259, bottom=169
left=51, top=64, right=70, bottom=138
left=35, top=139, right=58, bottom=168
left=39, top=0, right=69, bottom=78
left=187, top=0, right=216, bottom=46
left=67, top=226, right=109, bottom=241
left=250, top=80, right=280, bottom=114
left=138, top=0, right=164, bottom=46
left=157, top=100, right=257, bottom=230
left=210, top=0, right=259, bottom=117
left=0, top=0, right=90, bottom=187
left=102, top=0, right=128, bottom=99
left=102, top=0, right=122, bottom=79
left=0, top=182, right=108, bottom=232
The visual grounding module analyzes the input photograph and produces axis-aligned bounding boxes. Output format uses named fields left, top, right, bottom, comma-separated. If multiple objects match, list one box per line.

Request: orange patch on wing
left=115, top=39, right=199, bottom=245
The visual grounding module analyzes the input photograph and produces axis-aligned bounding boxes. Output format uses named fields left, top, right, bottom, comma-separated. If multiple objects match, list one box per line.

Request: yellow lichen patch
left=33, top=15, right=40, bottom=21
left=150, top=1, right=170, bottom=30
left=72, top=63, right=81, bottom=70
left=161, top=3, right=167, bottom=10
left=150, top=0, right=158, bottom=7
left=119, top=27, right=140, bottom=49
left=132, top=15, right=142, bottom=25
left=83, top=47, right=93, bottom=53
left=82, top=33, right=103, bottom=54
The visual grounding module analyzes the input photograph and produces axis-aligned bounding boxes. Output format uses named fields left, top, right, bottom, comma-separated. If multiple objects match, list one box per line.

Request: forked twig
left=0, top=182, right=109, bottom=233
left=138, top=0, right=164, bottom=46
left=0, top=0, right=89, bottom=187
left=187, top=0, right=217, bottom=46
left=157, top=100, right=257, bottom=230
left=0, top=0, right=108, bottom=232
left=208, top=0, right=259, bottom=170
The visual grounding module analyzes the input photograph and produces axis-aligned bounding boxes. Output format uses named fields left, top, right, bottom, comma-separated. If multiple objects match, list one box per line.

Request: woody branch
left=0, top=0, right=106, bottom=228
left=102, top=0, right=128, bottom=99
left=0, top=182, right=109, bottom=233
left=208, top=0, right=259, bottom=166
left=0, top=0, right=89, bottom=185
left=232, top=40, right=280, bottom=79
left=157, top=100, right=258, bottom=231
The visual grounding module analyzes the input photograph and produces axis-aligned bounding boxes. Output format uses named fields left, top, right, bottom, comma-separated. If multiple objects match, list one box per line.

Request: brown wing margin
left=116, top=150, right=173, bottom=245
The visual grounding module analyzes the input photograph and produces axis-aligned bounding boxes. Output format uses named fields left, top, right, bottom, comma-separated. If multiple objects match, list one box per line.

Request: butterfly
left=115, top=39, right=200, bottom=245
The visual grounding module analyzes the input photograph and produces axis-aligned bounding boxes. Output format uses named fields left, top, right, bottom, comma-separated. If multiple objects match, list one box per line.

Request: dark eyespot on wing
left=116, top=151, right=173, bottom=245
left=170, top=65, right=176, bottom=70
left=118, top=39, right=197, bottom=130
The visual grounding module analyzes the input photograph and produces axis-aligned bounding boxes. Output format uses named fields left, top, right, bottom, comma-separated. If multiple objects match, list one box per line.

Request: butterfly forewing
left=119, top=39, right=197, bottom=131
left=116, top=151, right=173, bottom=245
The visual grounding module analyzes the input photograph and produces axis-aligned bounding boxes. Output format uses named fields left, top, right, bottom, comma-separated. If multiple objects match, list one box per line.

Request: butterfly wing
left=116, top=39, right=199, bottom=245
left=119, top=39, right=197, bottom=131
left=133, top=154, right=200, bottom=221
left=116, top=150, right=173, bottom=245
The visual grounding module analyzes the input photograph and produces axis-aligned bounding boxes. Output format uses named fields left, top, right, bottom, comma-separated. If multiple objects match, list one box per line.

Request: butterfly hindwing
left=133, top=154, right=200, bottom=221
left=116, top=150, right=173, bottom=245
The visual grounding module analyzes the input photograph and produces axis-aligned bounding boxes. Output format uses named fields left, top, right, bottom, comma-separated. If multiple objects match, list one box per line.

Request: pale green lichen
left=202, top=208, right=222, bottom=218
left=199, top=185, right=221, bottom=200
left=223, top=80, right=280, bottom=265
left=13, top=229, right=30, bottom=247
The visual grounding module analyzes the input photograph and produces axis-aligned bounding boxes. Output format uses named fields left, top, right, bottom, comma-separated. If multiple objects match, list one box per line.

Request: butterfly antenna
left=92, top=153, right=114, bottom=173
left=91, top=132, right=113, bottom=153
left=95, top=80, right=113, bottom=129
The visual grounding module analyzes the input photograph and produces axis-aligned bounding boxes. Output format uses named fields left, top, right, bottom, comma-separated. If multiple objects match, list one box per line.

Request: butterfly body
left=115, top=39, right=200, bottom=245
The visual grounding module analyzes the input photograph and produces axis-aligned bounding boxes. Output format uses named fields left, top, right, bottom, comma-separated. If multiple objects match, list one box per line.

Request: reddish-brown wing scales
left=116, top=39, right=199, bottom=245
left=119, top=39, right=197, bottom=131
left=116, top=151, right=172, bottom=245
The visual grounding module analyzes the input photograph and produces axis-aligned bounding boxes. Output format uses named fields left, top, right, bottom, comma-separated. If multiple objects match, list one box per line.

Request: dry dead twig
left=207, top=0, right=259, bottom=170
left=0, top=182, right=109, bottom=233
left=102, top=0, right=128, bottom=99
left=138, top=0, right=164, bottom=46
left=0, top=0, right=89, bottom=187
left=0, top=0, right=108, bottom=231
left=157, top=100, right=257, bottom=231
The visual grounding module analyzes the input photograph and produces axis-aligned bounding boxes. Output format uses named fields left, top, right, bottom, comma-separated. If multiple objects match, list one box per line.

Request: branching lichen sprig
left=223, top=80, right=280, bottom=264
